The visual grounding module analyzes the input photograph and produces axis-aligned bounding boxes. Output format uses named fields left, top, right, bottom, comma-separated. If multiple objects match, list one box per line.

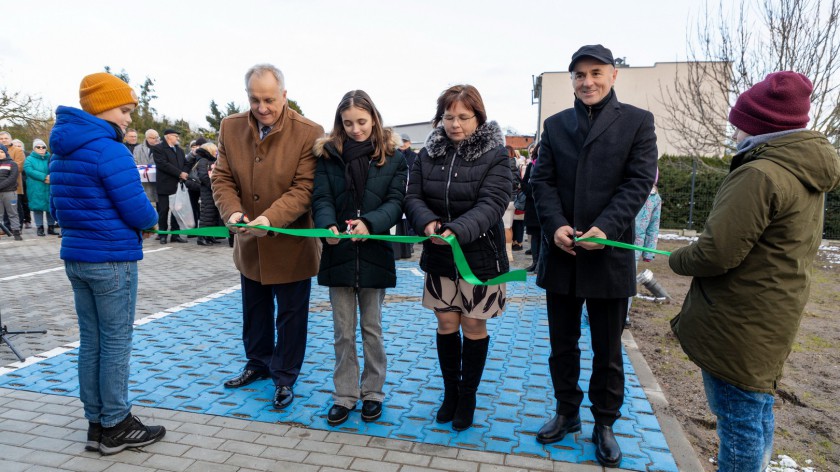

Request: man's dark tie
left=260, top=126, right=271, bottom=140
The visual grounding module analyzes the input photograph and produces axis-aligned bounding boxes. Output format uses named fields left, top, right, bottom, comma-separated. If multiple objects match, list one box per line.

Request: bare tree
left=0, top=89, right=52, bottom=130
left=663, top=0, right=840, bottom=155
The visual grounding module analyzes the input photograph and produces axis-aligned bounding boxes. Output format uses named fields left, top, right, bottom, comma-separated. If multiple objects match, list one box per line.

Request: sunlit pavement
left=0, top=234, right=689, bottom=471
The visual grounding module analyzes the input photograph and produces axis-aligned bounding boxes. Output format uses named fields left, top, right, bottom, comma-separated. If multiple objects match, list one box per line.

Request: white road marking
left=0, top=284, right=242, bottom=375
left=0, top=246, right=173, bottom=282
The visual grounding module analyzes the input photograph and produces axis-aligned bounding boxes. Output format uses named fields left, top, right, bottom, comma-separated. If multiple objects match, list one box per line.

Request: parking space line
left=0, top=246, right=173, bottom=282
left=0, top=284, right=241, bottom=375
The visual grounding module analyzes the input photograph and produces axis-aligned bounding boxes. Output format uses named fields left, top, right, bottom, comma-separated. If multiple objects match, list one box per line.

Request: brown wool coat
left=212, top=107, right=324, bottom=284
left=9, top=145, right=25, bottom=194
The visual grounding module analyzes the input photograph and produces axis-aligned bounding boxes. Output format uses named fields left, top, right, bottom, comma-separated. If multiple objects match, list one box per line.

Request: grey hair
left=245, top=64, right=285, bottom=91
left=11, top=139, right=24, bottom=153
left=145, top=129, right=159, bottom=137
left=0, top=131, right=11, bottom=139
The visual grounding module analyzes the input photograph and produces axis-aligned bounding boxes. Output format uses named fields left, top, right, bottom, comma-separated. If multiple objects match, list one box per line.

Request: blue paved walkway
left=0, top=261, right=677, bottom=471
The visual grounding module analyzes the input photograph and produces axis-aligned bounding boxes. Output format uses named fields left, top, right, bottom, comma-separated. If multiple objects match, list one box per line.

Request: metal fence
left=659, top=187, right=840, bottom=240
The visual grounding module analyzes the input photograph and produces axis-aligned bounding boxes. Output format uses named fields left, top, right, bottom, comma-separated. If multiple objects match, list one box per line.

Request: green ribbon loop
left=575, top=236, right=672, bottom=256
left=156, top=225, right=528, bottom=286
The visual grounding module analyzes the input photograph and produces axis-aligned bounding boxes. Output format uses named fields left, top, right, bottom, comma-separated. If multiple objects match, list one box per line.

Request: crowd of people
left=4, top=42, right=838, bottom=471
left=1, top=131, right=63, bottom=240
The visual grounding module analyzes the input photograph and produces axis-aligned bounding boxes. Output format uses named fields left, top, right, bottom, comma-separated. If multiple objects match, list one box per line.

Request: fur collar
left=313, top=136, right=335, bottom=159
left=424, top=120, right=504, bottom=162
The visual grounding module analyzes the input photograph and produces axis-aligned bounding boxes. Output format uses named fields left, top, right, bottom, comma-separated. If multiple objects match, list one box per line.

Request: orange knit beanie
left=79, top=72, right=138, bottom=115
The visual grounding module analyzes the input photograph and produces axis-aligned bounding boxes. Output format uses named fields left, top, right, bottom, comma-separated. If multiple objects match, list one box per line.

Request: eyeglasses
left=442, top=114, right=476, bottom=123
left=35, top=146, right=47, bottom=149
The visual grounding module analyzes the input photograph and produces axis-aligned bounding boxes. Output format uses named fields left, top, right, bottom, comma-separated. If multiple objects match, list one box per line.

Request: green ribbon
left=156, top=225, right=527, bottom=286
left=575, top=237, right=672, bottom=256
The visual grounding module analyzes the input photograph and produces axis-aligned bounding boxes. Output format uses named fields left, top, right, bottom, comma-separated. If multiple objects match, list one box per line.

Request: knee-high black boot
left=452, top=335, right=489, bottom=431
left=435, top=331, right=461, bottom=423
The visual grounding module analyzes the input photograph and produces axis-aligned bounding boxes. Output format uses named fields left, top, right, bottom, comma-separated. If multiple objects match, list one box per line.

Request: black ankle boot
left=452, top=336, right=489, bottom=431
left=593, top=423, right=622, bottom=467
left=435, top=331, right=461, bottom=423
left=47, top=225, right=59, bottom=236
left=37, top=226, right=45, bottom=237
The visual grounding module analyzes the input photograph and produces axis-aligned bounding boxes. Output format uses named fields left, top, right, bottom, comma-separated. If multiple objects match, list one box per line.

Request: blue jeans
left=65, top=261, right=138, bottom=428
left=32, top=210, right=55, bottom=227
left=702, top=371, right=775, bottom=472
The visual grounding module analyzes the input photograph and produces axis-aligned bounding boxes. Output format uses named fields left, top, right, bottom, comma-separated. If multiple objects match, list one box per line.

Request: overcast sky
left=2, top=0, right=709, bottom=137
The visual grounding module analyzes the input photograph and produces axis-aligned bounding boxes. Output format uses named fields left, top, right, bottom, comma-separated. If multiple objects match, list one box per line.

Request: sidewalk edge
left=623, top=330, right=707, bottom=472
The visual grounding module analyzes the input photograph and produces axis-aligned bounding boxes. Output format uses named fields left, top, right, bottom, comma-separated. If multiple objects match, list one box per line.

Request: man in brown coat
left=212, top=64, right=324, bottom=410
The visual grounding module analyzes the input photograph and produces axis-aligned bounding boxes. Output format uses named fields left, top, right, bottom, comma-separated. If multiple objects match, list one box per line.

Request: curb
left=622, top=330, right=707, bottom=472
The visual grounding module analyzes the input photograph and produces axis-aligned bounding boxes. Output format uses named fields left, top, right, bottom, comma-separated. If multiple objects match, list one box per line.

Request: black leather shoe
left=273, top=386, right=294, bottom=409
left=159, top=235, right=168, bottom=244
left=223, top=369, right=269, bottom=388
left=592, top=423, right=622, bottom=467
left=361, top=400, right=382, bottom=422
left=525, top=264, right=537, bottom=272
left=327, top=404, right=354, bottom=426
left=170, top=235, right=188, bottom=243
left=197, top=237, right=211, bottom=246
left=536, top=413, right=581, bottom=444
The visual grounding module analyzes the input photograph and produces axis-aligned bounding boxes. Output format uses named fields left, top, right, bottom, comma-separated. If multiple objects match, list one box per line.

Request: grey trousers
left=1, top=191, right=20, bottom=230
left=329, top=287, right=387, bottom=408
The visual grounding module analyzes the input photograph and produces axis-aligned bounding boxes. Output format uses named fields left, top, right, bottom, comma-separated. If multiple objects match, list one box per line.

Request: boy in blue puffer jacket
left=49, top=72, right=164, bottom=455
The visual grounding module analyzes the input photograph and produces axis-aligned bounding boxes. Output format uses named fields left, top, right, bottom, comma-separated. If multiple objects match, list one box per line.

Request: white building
left=533, top=61, right=730, bottom=156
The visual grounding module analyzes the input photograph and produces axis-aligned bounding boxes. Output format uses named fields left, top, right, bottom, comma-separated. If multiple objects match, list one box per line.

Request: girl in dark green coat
left=312, top=90, right=407, bottom=427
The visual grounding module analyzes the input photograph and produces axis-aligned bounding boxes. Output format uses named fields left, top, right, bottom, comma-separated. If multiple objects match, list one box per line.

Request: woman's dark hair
left=327, top=90, right=394, bottom=166
left=505, top=145, right=515, bottom=158
left=432, top=84, right=487, bottom=128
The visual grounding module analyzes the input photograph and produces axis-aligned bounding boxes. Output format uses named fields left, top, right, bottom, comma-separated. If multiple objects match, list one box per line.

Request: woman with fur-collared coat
left=405, top=84, right=512, bottom=431
left=312, top=90, right=407, bottom=427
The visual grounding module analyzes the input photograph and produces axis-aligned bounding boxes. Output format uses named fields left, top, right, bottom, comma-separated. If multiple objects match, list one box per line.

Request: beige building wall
left=536, top=62, right=729, bottom=156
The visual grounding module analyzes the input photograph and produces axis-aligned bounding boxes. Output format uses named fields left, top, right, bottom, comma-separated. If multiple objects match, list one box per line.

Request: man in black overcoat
left=530, top=44, right=657, bottom=468
left=152, top=129, right=189, bottom=243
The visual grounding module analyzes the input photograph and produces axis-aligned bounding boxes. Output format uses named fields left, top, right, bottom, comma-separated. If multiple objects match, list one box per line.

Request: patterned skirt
left=422, top=273, right=506, bottom=320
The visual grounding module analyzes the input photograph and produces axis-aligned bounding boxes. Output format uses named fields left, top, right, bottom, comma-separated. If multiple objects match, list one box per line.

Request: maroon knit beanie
left=729, top=71, right=813, bottom=136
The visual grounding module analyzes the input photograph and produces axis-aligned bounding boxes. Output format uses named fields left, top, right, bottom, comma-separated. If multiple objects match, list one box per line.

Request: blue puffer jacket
left=49, top=106, right=158, bottom=262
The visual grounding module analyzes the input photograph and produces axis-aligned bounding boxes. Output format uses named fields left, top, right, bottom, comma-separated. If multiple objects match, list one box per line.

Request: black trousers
left=156, top=194, right=180, bottom=231
left=545, top=290, right=627, bottom=426
left=240, top=274, right=311, bottom=387
left=188, top=188, right=200, bottom=228
left=526, top=226, right=542, bottom=265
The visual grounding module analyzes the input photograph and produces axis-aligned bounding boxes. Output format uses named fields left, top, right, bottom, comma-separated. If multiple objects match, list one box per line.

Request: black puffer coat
left=522, top=161, right=539, bottom=228
left=195, top=148, right=221, bottom=228
left=405, top=121, right=512, bottom=281
left=312, top=140, right=407, bottom=288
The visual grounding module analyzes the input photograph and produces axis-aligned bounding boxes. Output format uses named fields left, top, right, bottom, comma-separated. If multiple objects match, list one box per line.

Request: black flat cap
left=163, top=129, right=179, bottom=136
left=568, top=44, right=615, bottom=72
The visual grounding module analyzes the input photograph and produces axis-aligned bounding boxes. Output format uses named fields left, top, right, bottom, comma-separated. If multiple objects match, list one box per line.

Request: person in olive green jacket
left=669, top=71, right=840, bottom=472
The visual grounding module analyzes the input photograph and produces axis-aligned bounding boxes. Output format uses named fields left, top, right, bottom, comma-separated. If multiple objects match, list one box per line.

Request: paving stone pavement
left=0, top=231, right=701, bottom=471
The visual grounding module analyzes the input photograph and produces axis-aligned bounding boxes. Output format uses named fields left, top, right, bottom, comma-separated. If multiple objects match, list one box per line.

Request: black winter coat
left=405, top=121, right=512, bottom=281
left=312, top=141, right=407, bottom=288
left=195, top=149, right=220, bottom=228
left=152, top=143, right=188, bottom=196
left=531, top=92, right=658, bottom=298
left=0, top=156, right=19, bottom=193
left=522, top=161, right=539, bottom=228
